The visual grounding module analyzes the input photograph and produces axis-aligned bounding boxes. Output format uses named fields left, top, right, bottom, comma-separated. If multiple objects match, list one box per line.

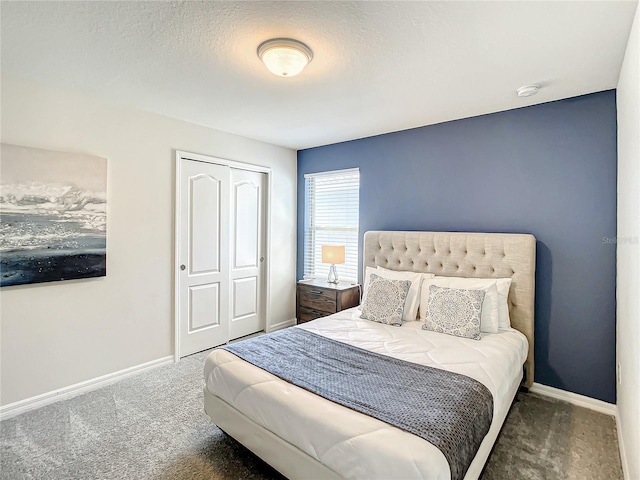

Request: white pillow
left=363, top=266, right=424, bottom=321
left=420, top=277, right=500, bottom=333
left=495, top=278, right=513, bottom=330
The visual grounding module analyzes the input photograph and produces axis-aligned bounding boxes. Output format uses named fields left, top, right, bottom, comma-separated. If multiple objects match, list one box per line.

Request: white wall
left=0, top=75, right=297, bottom=406
left=616, top=3, right=640, bottom=479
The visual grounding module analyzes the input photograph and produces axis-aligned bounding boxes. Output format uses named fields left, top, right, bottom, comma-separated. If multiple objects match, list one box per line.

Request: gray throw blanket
left=223, top=328, right=493, bottom=480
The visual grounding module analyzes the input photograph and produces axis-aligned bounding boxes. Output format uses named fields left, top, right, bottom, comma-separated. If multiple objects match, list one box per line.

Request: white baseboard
left=529, top=382, right=616, bottom=416
left=267, top=318, right=297, bottom=333
left=617, top=412, right=630, bottom=480
left=0, top=356, right=174, bottom=421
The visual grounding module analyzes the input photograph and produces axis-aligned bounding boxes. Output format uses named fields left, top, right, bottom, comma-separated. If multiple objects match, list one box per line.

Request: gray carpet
left=1, top=349, right=623, bottom=480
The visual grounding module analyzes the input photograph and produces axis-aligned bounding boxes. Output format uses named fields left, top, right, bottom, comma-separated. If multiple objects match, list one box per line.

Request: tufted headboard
left=363, top=230, right=536, bottom=388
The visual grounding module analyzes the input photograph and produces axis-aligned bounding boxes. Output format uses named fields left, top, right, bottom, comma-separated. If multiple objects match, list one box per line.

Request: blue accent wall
left=297, top=91, right=617, bottom=403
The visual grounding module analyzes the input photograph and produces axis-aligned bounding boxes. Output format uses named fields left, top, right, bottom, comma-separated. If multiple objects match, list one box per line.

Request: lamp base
left=327, top=264, right=339, bottom=284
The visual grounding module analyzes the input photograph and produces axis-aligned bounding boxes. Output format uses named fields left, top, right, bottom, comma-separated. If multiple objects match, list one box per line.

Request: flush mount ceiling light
left=517, top=84, right=540, bottom=98
left=257, top=38, right=313, bottom=77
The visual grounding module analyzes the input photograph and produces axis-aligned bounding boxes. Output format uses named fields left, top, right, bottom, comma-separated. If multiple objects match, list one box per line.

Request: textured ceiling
left=1, top=1, right=637, bottom=150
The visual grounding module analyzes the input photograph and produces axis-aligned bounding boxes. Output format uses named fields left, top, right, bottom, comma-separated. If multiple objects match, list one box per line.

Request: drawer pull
left=309, top=290, right=323, bottom=295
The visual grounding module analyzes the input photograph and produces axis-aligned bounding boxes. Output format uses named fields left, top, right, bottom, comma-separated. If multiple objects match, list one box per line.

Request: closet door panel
left=233, top=277, right=257, bottom=319
left=229, top=169, right=266, bottom=340
left=178, top=159, right=230, bottom=356
left=190, top=175, right=221, bottom=274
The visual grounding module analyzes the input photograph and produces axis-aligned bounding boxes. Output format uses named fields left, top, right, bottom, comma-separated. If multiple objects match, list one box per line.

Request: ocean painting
left=0, top=144, right=107, bottom=287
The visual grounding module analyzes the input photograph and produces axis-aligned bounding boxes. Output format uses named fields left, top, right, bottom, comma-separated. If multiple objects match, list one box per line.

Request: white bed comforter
left=204, top=308, right=528, bottom=480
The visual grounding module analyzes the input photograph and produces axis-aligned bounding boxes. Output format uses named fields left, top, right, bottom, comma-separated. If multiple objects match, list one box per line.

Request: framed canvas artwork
left=0, top=144, right=107, bottom=287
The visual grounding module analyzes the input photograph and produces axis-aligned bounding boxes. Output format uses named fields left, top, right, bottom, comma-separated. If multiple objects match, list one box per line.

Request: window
left=304, top=168, right=360, bottom=282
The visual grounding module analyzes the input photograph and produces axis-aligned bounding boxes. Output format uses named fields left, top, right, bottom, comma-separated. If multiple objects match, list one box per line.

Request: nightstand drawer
left=298, top=286, right=337, bottom=313
left=298, top=306, right=328, bottom=323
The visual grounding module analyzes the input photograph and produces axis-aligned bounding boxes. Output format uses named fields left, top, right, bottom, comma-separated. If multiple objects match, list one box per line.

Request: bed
left=204, top=231, right=536, bottom=479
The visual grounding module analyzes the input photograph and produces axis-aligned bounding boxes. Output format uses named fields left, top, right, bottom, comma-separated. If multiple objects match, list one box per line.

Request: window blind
left=304, top=168, right=360, bottom=282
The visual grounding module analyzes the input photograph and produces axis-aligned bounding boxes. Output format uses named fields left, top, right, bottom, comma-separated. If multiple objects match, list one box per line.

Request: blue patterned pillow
left=423, top=285, right=485, bottom=340
left=360, top=274, right=411, bottom=326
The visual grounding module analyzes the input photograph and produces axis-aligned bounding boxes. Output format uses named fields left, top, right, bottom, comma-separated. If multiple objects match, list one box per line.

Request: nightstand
left=296, top=279, right=361, bottom=324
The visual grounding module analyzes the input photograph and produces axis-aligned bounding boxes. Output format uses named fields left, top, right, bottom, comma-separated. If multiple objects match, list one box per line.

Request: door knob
left=260, top=257, right=264, bottom=262
left=180, top=264, right=186, bottom=271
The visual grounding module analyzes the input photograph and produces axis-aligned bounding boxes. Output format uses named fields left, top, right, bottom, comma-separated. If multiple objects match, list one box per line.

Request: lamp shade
left=322, top=245, right=345, bottom=265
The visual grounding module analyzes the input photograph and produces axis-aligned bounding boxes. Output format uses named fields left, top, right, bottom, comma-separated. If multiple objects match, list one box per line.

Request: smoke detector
left=517, top=85, right=540, bottom=97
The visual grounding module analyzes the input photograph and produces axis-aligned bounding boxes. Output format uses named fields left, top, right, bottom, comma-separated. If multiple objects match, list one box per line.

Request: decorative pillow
left=360, top=266, right=430, bottom=321
left=360, top=274, right=411, bottom=326
left=421, top=277, right=499, bottom=333
left=427, top=276, right=513, bottom=330
left=423, top=285, right=485, bottom=340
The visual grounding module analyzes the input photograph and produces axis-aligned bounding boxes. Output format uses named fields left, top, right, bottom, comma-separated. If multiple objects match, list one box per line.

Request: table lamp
left=322, top=245, right=345, bottom=284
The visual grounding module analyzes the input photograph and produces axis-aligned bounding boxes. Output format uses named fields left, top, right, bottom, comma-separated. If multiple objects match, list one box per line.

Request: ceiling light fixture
left=517, top=85, right=540, bottom=98
left=257, top=38, right=313, bottom=77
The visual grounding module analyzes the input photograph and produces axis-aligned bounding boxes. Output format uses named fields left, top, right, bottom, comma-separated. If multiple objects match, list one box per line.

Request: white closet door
left=229, top=169, right=266, bottom=340
left=178, top=159, right=230, bottom=356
